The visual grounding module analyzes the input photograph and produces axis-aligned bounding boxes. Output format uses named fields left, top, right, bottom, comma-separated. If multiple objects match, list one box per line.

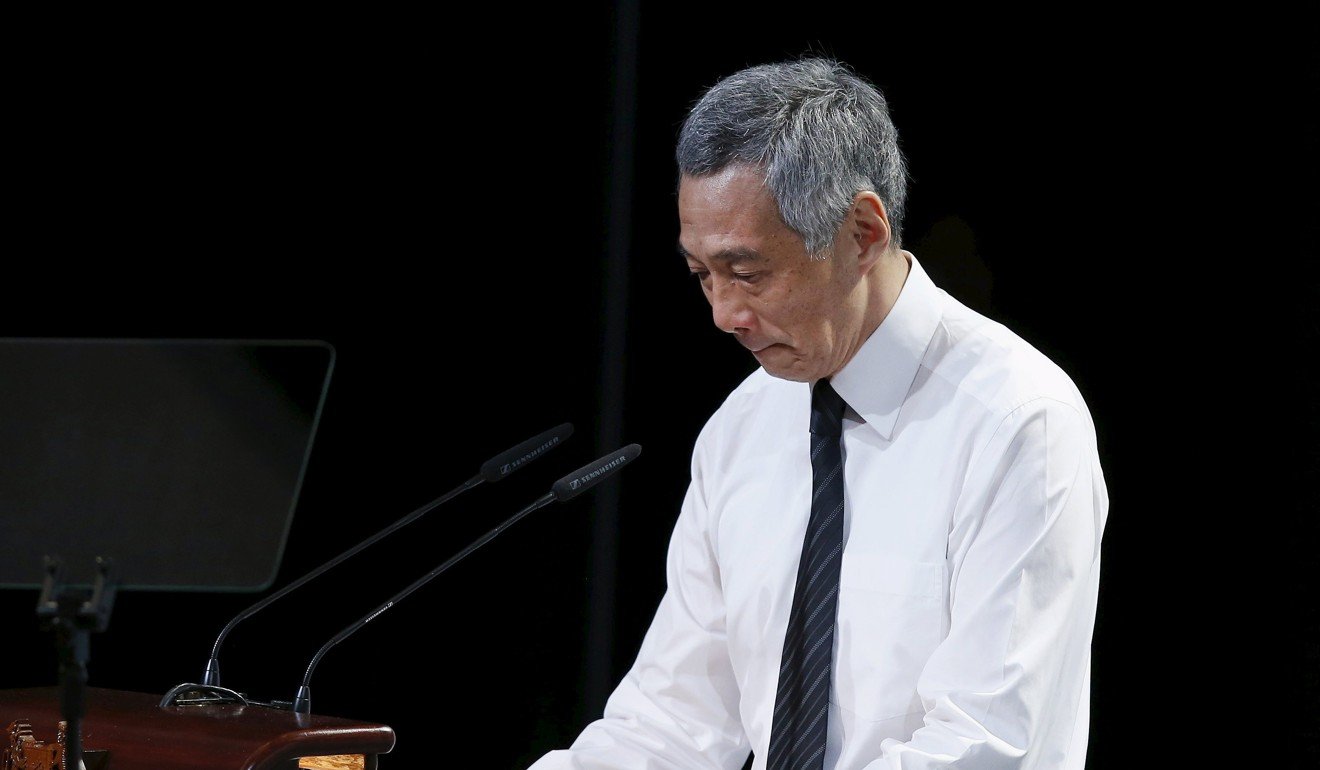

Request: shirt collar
left=826, top=250, right=944, bottom=442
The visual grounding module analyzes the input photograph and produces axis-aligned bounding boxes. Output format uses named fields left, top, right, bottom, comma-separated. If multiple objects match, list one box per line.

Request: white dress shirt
left=531, top=251, right=1109, bottom=769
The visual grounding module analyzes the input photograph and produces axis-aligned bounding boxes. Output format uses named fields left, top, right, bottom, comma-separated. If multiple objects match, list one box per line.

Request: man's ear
left=846, top=191, right=891, bottom=276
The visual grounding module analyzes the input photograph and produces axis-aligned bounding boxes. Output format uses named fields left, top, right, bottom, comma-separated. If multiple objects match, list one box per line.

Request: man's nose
left=710, top=281, right=754, bottom=334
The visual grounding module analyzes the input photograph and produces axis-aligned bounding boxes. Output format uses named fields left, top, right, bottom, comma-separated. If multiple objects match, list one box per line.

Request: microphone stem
left=293, top=491, right=556, bottom=713
left=206, top=473, right=485, bottom=683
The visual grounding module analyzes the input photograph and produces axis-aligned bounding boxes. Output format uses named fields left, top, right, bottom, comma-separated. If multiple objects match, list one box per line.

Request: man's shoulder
left=725, top=365, right=785, bottom=400
left=716, top=365, right=799, bottom=416
left=690, top=366, right=800, bottom=452
left=927, top=295, right=1095, bottom=424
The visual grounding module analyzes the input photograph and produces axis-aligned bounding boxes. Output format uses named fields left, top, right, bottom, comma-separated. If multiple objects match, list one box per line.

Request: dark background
left=2, top=7, right=1313, bottom=768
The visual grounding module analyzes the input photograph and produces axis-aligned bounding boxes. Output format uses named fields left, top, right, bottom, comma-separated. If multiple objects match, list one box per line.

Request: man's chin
left=753, top=346, right=815, bottom=382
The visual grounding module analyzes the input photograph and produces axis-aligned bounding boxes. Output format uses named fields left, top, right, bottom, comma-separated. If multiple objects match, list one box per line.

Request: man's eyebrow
left=676, top=241, right=765, bottom=265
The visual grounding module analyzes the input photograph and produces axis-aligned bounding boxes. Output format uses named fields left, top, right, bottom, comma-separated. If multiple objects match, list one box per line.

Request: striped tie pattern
left=767, top=378, right=847, bottom=770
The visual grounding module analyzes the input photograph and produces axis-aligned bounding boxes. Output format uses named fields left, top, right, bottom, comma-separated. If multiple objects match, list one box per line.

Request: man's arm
left=869, top=396, right=1108, bottom=769
left=529, top=430, right=749, bottom=769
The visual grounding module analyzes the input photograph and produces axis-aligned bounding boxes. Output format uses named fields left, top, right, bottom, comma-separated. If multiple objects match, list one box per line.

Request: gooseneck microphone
left=196, top=422, right=573, bottom=690
left=290, top=443, right=641, bottom=714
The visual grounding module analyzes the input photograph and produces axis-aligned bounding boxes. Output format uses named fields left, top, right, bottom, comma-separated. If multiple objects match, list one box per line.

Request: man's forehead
left=678, top=168, right=795, bottom=258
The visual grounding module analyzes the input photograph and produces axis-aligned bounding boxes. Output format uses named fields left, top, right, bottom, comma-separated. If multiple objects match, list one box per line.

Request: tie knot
left=810, top=379, right=846, bottom=437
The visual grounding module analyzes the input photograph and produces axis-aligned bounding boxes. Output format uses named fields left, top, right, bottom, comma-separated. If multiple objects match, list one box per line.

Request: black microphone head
left=480, top=423, right=574, bottom=483
left=551, top=444, right=642, bottom=502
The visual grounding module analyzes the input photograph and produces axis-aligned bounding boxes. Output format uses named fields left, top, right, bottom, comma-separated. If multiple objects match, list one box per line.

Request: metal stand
left=36, top=556, right=117, bottom=770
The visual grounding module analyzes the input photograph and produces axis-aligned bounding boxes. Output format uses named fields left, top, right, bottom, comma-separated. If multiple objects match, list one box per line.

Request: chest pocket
left=832, top=552, right=947, bottom=722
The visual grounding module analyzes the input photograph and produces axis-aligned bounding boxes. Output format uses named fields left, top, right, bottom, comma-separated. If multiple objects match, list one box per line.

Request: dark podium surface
left=0, top=687, right=394, bottom=769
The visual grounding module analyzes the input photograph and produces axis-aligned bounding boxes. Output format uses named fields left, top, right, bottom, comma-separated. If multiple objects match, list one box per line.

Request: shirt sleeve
left=528, top=424, right=751, bottom=770
left=866, top=396, right=1108, bottom=769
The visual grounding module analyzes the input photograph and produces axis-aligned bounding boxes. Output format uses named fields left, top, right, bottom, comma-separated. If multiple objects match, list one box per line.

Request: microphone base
left=292, top=685, right=312, bottom=715
left=202, top=657, right=222, bottom=687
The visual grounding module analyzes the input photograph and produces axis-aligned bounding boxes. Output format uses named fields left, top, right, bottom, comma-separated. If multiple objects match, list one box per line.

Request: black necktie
left=767, top=378, right=847, bottom=770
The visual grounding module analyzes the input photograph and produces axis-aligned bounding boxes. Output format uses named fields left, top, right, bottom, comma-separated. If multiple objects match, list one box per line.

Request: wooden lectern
left=0, top=688, right=394, bottom=769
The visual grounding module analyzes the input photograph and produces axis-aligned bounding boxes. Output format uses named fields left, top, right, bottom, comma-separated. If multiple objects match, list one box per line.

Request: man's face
left=678, top=165, right=863, bottom=383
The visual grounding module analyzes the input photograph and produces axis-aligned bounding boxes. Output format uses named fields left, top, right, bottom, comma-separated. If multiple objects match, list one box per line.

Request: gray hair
left=677, top=57, right=908, bottom=258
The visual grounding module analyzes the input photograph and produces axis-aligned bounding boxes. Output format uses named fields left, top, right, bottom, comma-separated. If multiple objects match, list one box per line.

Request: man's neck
left=858, top=248, right=913, bottom=344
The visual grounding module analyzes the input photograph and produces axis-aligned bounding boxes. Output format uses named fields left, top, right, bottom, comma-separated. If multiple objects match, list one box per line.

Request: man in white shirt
left=531, top=57, right=1108, bottom=769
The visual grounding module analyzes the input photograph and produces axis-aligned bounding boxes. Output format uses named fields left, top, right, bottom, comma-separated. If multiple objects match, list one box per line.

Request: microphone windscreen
left=480, top=423, right=574, bottom=482
left=552, top=444, right=642, bottom=501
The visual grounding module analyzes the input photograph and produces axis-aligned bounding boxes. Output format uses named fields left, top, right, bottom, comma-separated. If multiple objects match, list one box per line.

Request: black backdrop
left=3, top=7, right=1314, bottom=768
